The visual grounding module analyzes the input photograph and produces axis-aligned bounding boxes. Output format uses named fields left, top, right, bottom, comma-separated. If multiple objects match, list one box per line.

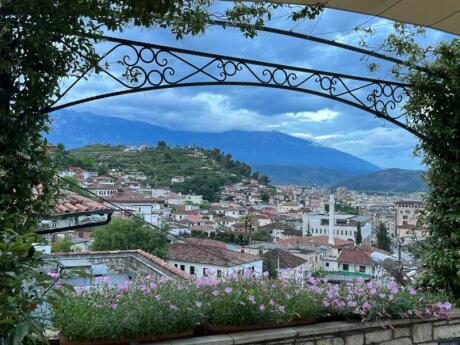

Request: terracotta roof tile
left=168, top=243, right=260, bottom=267
left=55, top=191, right=111, bottom=214
left=262, top=249, right=306, bottom=269
left=277, top=235, right=351, bottom=249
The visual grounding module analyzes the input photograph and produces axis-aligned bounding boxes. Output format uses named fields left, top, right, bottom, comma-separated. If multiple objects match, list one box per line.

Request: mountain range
left=46, top=110, right=427, bottom=192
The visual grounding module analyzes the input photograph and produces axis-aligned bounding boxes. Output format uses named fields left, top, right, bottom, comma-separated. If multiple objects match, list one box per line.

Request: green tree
left=51, top=237, right=74, bottom=253
left=259, top=175, right=270, bottom=185
left=260, top=192, right=270, bottom=203
left=376, top=222, right=391, bottom=252
left=157, top=140, right=167, bottom=148
left=91, top=218, right=168, bottom=259
left=355, top=223, right=362, bottom=244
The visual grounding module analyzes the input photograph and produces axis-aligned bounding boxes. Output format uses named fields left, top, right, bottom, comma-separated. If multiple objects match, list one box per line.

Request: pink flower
left=224, top=287, right=233, bottom=294
left=408, top=287, right=416, bottom=296
left=49, top=272, right=59, bottom=279
left=259, top=304, right=265, bottom=311
left=362, top=301, right=371, bottom=310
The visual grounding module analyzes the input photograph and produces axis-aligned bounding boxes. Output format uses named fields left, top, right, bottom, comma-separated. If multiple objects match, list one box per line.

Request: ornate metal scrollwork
left=50, top=35, right=424, bottom=141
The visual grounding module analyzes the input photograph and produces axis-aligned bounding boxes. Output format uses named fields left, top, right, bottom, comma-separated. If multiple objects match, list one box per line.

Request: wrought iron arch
left=46, top=34, right=426, bottom=142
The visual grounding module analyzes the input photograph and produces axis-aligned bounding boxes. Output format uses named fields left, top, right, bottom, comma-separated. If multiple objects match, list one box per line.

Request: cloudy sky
left=57, top=4, right=452, bottom=170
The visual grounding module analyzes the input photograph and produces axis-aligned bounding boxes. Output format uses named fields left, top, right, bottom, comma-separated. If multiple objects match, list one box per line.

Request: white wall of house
left=338, top=262, right=375, bottom=275
left=167, top=259, right=263, bottom=278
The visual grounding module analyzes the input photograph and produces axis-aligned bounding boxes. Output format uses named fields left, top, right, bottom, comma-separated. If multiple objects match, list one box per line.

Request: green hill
left=53, top=143, right=268, bottom=201
left=338, top=168, right=428, bottom=193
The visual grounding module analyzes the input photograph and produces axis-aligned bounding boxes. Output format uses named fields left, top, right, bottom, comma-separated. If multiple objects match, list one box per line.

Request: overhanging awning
left=271, top=0, right=460, bottom=35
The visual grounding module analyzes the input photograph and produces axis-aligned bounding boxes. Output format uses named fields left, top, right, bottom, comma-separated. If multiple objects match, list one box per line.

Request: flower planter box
left=60, top=330, right=194, bottom=345
left=204, top=319, right=316, bottom=335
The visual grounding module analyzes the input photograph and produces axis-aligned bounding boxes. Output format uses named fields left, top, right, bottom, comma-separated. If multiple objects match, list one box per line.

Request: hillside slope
left=47, top=111, right=379, bottom=174
left=337, top=168, right=428, bottom=193
left=54, top=144, right=265, bottom=201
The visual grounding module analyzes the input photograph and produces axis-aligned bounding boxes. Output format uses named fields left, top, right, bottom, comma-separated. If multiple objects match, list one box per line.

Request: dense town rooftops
left=168, top=242, right=260, bottom=267
left=262, top=248, right=307, bottom=269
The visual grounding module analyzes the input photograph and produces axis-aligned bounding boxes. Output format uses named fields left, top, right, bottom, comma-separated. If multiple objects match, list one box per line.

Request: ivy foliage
left=360, top=24, right=460, bottom=299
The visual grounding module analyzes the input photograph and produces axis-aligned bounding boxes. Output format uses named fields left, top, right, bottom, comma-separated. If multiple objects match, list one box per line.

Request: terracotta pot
left=60, top=330, right=194, bottom=345
left=205, top=319, right=315, bottom=335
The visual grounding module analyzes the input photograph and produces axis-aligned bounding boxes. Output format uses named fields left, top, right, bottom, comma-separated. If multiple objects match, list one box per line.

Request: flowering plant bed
left=52, top=272, right=452, bottom=344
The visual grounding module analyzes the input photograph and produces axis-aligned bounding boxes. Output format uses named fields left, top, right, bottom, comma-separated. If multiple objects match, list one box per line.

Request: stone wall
left=50, top=250, right=190, bottom=280
left=155, top=310, right=460, bottom=345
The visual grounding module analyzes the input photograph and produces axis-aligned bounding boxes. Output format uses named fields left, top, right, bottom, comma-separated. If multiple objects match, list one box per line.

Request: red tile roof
left=168, top=242, right=260, bottom=267
left=262, top=249, right=307, bottom=269
left=337, top=247, right=375, bottom=266
left=183, top=238, right=228, bottom=249
left=55, top=191, right=111, bottom=214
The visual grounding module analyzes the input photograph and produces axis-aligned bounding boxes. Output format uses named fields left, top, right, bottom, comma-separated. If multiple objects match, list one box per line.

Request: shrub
left=53, top=272, right=452, bottom=342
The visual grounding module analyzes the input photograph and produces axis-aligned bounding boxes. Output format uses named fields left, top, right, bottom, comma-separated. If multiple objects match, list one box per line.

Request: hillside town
left=39, top=152, right=428, bottom=284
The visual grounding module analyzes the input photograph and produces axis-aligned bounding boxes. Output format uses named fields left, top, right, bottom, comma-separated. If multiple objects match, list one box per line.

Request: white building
left=105, top=189, right=164, bottom=225
left=303, top=213, right=371, bottom=242
left=168, top=242, right=262, bottom=278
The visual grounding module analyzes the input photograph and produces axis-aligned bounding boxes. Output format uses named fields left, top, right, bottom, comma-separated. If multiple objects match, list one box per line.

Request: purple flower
left=244, top=269, right=252, bottom=277
left=169, top=304, right=178, bottom=310
left=263, top=271, right=269, bottom=277
left=224, top=287, right=233, bottom=294
left=259, top=304, right=266, bottom=311
left=111, top=303, right=118, bottom=309
left=323, top=300, right=330, bottom=307
left=278, top=305, right=285, bottom=314
left=154, top=295, right=161, bottom=301
left=408, top=287, right=416, bottom=296
left=362, top=301, right=371, bottom=310
left=195, top=301, right=202, bottom=308
left=347, top=301, right=357, bottom=308
left=327, top=290, right=334, bottom=299
left=248, top=295, right=255, bottom=302
left=212, top=290, right=220, bottom=296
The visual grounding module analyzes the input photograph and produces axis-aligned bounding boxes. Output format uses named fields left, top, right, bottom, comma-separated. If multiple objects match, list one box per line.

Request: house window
left=190, top=266, right=195, bottom=275
left=180, top=265, right=185, bottom=271
left=174, top=264, right=178, bottom=268
left=217, top=270, right=222, bottom=277
left=325, top=262, right=329, bottom=267
left=203, top=268, right=208, bottom=276
left=359, top=266, right=366, bottom=273
left=343, top=264, right=349, bottom=271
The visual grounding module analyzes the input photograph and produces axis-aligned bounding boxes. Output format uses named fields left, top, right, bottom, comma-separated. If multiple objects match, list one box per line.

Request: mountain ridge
left=47, top=110, right=380, bottom=174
